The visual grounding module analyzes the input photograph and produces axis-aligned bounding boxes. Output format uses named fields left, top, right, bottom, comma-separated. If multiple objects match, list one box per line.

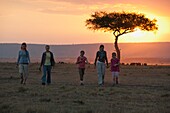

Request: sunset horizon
left=1, top=0, right=170, bottom=44
left=0, top=1, right=170, bottom=112
left=0, top=41, right=170, bottom=45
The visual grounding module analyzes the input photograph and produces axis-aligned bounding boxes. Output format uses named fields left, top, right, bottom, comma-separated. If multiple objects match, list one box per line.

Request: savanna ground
left=0, top=63, right=170, bottom=113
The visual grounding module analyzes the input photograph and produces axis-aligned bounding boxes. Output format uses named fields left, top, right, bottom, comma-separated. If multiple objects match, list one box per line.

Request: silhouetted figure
left=94, top=45, right=109, bottom=86
left=111, top=52, right=120, bottom=86
left=17, top=42, right=30, bottom=85
left=76, top=50, right=89, bottom=85
left=39, top=45, right=55, bottom=85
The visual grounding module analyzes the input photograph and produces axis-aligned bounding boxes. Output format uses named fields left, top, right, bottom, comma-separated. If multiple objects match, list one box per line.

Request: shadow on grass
left=0, top=104, right=11, bottom=113
left=0, top=104, right=20, bottom=113
left=18, top=87, right=28, bottom=93
left=26, top=107, right=49, bottom=113
left=73, top=100, right=85, bottom=105
left=39, top=98, right=51, bottom=102
left=0, top=76, right=20, bottom=80
left=161, top=94, right=170, bottom=97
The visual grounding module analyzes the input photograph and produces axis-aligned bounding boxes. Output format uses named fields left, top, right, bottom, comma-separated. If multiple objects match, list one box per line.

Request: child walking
left=17, top=42, right=30, bottom=85
left=76, top=50, right=88, bottom=85
left=111, top=52, right=120, bottom=86
left=39, top=45, right=55, bottom=85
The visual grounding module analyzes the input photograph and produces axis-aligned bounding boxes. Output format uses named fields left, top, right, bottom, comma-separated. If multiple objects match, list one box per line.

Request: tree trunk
left=114, top=36, right=120, bottom=60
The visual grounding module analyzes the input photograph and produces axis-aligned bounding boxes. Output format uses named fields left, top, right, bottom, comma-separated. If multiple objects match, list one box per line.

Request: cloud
left=36, top=1, right=116, bottom=15
left=37, top=2, right=147, bottom=16
left=45, top=0, right=115, bottom=5
left=38, top=7, right=87, bottom=15
left=2, top=0, right=170, bottom=16
left=36, top=2, right=89, bottom=15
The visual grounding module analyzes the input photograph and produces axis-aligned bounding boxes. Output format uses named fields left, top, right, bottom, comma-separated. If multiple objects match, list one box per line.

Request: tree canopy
left=86, top=11, right=158, bottom=60
left=86, top=11, right=158, bottom=38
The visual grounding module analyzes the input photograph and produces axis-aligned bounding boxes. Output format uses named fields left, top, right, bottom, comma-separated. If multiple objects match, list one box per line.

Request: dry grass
left=0, top=63, right=170, bottom=113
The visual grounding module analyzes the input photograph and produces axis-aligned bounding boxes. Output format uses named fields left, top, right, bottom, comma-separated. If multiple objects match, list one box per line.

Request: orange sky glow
left=0, top=0, right=170, bottom=44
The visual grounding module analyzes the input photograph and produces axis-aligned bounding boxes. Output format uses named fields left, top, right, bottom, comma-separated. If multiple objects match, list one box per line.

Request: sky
left=0, top=0, right=170, bottom=44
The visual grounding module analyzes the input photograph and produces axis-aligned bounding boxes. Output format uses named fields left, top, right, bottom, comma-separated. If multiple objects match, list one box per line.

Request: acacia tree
left=86, top=11, right=158, bottom=60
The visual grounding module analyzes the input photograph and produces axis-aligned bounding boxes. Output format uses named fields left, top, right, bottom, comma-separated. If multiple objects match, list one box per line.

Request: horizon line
left=0, top=41, right=170, bottom=46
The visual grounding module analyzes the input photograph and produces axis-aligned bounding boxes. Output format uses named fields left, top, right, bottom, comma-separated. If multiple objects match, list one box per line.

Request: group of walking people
left=17, top=42, right=120, bottom=86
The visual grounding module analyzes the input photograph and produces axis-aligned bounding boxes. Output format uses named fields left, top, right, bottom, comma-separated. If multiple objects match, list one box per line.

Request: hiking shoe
left=98, top=84, right=104, bottom=87
left=80, top=81, right=84, bottom=86
left=102, top=81, right=105, bottom=85
left=42, top=83, right=45, bottom=85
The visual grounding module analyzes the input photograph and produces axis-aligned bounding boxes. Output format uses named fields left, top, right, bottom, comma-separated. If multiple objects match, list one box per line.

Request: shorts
left=111, top=71, right=119, bottom=77
left=19, top=64, right=28, bottom=77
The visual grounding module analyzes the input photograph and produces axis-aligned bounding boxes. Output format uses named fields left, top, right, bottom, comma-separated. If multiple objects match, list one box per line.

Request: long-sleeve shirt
left=40, top=51, right=55, bottom=67
left=17, top=50, right=30, bottom=64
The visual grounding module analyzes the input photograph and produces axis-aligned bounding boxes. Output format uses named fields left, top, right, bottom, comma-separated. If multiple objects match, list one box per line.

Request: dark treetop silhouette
left=86, top=11, right=158, bottom=60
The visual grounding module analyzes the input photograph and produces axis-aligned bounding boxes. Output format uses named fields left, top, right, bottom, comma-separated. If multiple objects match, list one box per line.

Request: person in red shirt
left=76, top=50, right=89, bottom=85
left=111, top=52, right=120, bottom=86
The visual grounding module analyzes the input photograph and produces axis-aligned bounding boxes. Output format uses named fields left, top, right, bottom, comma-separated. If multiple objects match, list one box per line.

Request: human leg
left=115, top=72, right=119, bottom=84
left=79, top=68, right=85, bottom=85
left=47, top=66, right=52, bottom=84
left=19, top=64, right=24, bottom=84
left=97, top=61, right=103, bottom=85
left=42, top=65, right=47, bottom=85
left=101, top=63, right=106, bottom=85
left=23, top=64, right=28, bottom=84
left=112, top=72, right=116, bottom=86
left=79, top=68, right=83, bottom=81
left=20, top=74, right=23, bottom=84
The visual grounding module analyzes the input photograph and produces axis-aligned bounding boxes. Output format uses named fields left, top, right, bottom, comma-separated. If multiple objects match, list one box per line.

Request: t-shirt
left=96, top=51, right=107, bottom=63
left=111, top=58, right=120, bottom=72
left=77, top=56, right=87, bottom=68
left=44, top=52, right=51, bottom=66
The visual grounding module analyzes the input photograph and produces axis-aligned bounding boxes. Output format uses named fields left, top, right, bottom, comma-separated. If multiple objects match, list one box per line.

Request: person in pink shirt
left=111, top=52, right=120, bottom=86
left=76, top=50, right=89, bottom=85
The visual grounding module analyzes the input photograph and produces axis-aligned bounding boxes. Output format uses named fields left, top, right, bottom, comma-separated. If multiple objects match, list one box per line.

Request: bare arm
left=94, top=52, right=98, bottom=66
left=117, top=60, right=120, bottom=66
left=86, top=58, right=89, bottom=64
left=76, top=57, right=81, bottom=64
left=105, top=51, right=109, bottom=67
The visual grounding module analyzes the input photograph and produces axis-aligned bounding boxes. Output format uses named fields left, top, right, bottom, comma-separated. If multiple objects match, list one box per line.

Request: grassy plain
left=0, top=63, right=170, bottom=113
